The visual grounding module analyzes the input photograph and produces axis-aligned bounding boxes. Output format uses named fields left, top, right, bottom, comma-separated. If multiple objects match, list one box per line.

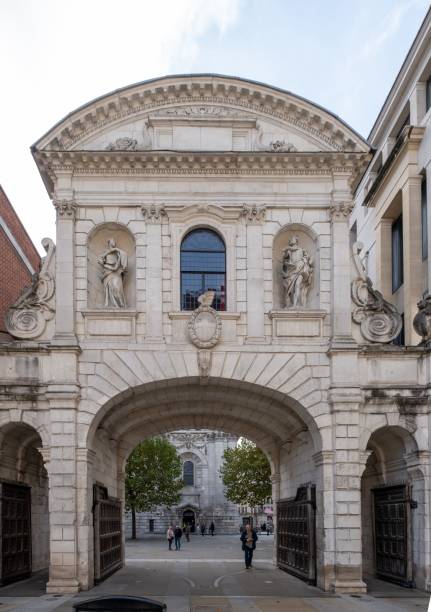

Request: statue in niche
left=281, top=236, right=313, bottom=308
left=97, top=238, right=128, bottom=308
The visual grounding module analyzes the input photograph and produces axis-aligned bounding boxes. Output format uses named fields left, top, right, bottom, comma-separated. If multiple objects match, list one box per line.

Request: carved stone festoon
left=281, top=236, right=314, bottom=309
left=106, top=137, right=138, bottom=151
left=5, top=238, right=56, bottom=339
left=413, top=294, right=431, bottom=345
left=188, top=291, right=222, bottom=380
left=351, top=241, right=402, bottom=343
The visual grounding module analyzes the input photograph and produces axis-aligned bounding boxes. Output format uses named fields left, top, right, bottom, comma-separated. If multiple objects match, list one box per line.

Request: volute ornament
left=413, top=294, right=431, bottom=344
left=188, top=291, right=222, bottom=349
left=351, top=242, right=402, bottom=343
left=5, top=238, right=56, bottom=339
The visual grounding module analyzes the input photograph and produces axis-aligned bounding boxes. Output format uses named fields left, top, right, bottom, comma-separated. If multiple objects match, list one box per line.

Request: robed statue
left=97, top=238, right=128, bottom=308
left=282, top=236, right=313, bottom=308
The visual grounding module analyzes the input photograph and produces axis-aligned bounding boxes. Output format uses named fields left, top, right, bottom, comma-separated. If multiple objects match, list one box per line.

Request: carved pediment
left=34, top=74, right=369, bottom=155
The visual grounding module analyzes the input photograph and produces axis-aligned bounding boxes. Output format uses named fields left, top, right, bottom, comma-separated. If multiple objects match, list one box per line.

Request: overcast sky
left=0, top=0, right=428, bottom=251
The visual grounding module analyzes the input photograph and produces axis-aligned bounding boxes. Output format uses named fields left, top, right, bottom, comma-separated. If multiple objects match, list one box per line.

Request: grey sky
left=0, top=0, right=428, bottom=250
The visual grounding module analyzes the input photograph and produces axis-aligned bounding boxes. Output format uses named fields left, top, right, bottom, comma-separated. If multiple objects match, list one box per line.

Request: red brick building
left=0, top=186, right=40, bottom=337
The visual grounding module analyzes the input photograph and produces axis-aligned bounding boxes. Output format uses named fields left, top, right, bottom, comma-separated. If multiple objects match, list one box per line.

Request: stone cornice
left=33, top=76, right=369, bottom=154
left=35, top=150, right=369, bottom=192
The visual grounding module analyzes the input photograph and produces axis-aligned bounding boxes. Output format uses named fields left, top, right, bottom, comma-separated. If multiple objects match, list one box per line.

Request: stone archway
left=361, top=425, right=428, bottom=590
left=0, top=422, right=49, bottom=586
left=81, top=377, right=322, bottom=590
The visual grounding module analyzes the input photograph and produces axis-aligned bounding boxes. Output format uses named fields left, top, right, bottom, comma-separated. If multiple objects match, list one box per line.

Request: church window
left=181, top=229, right=226, bottom=311
left=183, top=460, right=194, bottom=486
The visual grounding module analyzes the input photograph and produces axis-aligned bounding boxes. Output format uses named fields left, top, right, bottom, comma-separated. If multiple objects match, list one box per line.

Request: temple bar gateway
left=0, top=73, right=430, bottom=595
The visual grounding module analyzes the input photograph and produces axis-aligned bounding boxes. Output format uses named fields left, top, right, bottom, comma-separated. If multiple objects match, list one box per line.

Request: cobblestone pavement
left=0, top=535, right=429, bottom=611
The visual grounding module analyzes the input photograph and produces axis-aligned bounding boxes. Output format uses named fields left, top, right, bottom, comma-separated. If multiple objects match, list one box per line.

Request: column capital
left=329, top=202, right=354, bottom=221
left=141, top=204, right=167, bottom=223
left=53, top=198, right=77, bottom=219
left=270, top=472, right=281, bottom=485
left=313, top=450, right=334, bottom=466
left=76, top=448, right=96, bottom=464
left=241, top=203, right=266, bottom=224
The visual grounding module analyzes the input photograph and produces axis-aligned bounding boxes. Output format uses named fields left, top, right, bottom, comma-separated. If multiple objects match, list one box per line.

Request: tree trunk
left=131, top=507, right=137, bottom=540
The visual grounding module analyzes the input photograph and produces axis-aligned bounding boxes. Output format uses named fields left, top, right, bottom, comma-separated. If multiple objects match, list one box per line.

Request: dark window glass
left=427, top=76, right=431, bottom=112
left=422, top=176, right=428, bottom=260
left=392, top=215, right=404, bottom=293
left=392, top=313, right=405, bottom=346
left=183, top=461, right=194, bottom=486
left=181, top=229, right=226, bottom=311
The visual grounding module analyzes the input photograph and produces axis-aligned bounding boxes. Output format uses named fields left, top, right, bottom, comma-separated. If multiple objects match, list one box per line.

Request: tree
left=125, top=437, right=183, bottom=539
left=220, top=439, right=272, bottom=512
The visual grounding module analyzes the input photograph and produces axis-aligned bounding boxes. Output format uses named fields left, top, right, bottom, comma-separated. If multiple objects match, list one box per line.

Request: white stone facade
left=125, top=430, right=241, bottom=536
left=0, top=73, right=430, bottom=595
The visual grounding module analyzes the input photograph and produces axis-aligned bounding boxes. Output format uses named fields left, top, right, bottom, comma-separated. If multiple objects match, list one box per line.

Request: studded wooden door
left=93, top=485, right=123, bottom=583
left=0, top=482, right=32, bottom=585
left=373, top=484, right=413, bottom=587
left=277, top=484, right=316, bottom=584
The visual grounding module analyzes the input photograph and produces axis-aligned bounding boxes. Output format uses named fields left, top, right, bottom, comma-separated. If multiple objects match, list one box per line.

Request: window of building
left=392, top=313, right=405, bottom=346
left=422, top=175, right=428, bottom=260
left=181, top=228, right=226, bottom=311
left=183, top=460, right=194, bottom=486
left=395, top=113, right=410, bottom=140
left=391, top=214, right=404, bottom=293
left=427, top=75, right=431, bottom=112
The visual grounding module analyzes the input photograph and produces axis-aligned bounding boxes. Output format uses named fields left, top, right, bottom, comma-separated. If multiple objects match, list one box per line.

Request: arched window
left=183, top=460, right=194, bottom=486
left=181, top=229, right=226, bottom=311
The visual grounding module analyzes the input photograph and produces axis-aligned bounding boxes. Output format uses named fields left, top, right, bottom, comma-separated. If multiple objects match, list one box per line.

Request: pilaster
left=142, top=205, right=166, bottom=342
left=53, top=183, right=77, bottom=345
left=375, top=217, right=393, bottom=301
left=402, top=175, right=422, bottom=344
left=243, top=205, right=266, bottom=343
left=330, top=180, right=354, bottom=344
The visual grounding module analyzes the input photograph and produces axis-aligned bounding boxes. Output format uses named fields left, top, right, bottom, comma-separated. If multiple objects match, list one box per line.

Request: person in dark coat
left=240, top=524, right=258, bottom=569
left=174, top=525, right=183, bottom=550
left=210, top=521, right=215, bottom=536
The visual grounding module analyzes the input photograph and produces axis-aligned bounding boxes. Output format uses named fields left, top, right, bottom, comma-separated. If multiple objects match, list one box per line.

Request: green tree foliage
left=126, top=437, right=183, bottom=539
left=220, top=439, right=271, bottom=507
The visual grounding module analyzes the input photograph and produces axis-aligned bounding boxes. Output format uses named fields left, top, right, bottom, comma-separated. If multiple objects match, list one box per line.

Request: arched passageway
left=361, top=426, right=428, bottom=590
left=81, top=377, right=323, bottom=589
left=0, top=422, right=49, bottom=586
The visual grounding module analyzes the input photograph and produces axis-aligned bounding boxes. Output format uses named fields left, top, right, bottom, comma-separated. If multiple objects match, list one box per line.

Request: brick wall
left=0, top=186, right=40, bottom=334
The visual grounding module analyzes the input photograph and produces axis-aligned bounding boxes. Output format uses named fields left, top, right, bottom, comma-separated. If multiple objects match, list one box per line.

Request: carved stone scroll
left=5, top=238, right=56, bottom=339
left=351, top=242, right=402, bottom=343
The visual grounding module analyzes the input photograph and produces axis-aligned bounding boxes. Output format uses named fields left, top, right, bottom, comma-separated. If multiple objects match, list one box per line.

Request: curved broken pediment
left=33, top=74, right=369, bottom=155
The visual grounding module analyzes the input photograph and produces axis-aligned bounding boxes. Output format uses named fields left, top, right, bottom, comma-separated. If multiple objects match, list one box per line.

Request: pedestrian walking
left=185, top=523, right=191, bottom=542
left=200, top=522, right=206, bottom=536
left=261, top=522, right=266, bottom=534
left=174, top=525, right=183, bottom=550
left=240, top=523, right=258, bottom=569
left=167, top=525, right=174, bottom=550
left=210, top=521, right=215, bottom=536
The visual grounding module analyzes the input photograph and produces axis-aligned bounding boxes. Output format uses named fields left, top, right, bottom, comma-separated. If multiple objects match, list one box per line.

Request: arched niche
left=87, top=223, right=135, bottom=309
left=272, top=223, right=320, bottom=310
